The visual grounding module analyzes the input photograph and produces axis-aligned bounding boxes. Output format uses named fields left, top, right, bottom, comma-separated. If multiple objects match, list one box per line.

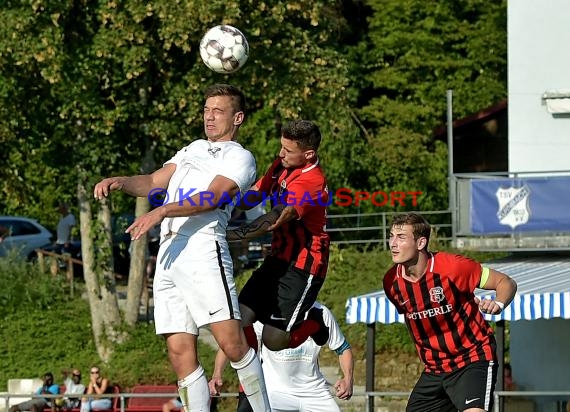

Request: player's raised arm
left=93, top=164, right=176, bottom=200
left=235, top=188, right=265, bottom=210
left=127, top=174, right=239, bottom=240
left=227, top=204, right=285, bottom=241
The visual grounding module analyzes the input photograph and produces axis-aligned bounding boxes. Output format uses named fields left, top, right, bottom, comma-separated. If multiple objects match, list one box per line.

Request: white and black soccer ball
left=199, top=25, right=249, bottom=74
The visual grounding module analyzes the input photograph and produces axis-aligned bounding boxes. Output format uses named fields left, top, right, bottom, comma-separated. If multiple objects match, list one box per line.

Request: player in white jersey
left=93, top=84, right=270, bottom=412
left=209, top=302, right=354, bottom=412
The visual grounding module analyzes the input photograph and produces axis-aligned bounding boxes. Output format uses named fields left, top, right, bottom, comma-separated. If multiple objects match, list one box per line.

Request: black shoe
left=307, top=307, right=329, bottom=346
left=236, top=391, right=253, bottom=412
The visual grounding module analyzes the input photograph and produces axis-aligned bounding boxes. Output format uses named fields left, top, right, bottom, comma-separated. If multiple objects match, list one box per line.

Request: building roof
left=432, top=99, right=508, bottom=137
left=345, top=254, right=570, bottom=324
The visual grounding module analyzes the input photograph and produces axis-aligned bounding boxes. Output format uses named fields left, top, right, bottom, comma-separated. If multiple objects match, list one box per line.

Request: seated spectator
left=53, top=368, right=86, bottom=412
left=10, top=372, right=60, bottom=412
left=504, top=362, right=517, bottom=391
left=80, top=367, right=112, bottom=412
left=162, top=397, right=182, bottom=412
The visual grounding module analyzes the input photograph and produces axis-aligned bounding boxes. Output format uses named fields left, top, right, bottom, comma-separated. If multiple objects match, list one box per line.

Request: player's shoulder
left=292, top=162, right=327, bottom=188
left=432, top=251, right=481, bottom=275
left=433, top=250, right=478, bottom=265
left=224, top=141, right=255, bottom=160
left=382, top=264, right=398, bottom=287
left=185, top=139, right=205, bottom=150
left=171, top=140, right=202, bottom=158
left=304, top=162, right=327, bottom=180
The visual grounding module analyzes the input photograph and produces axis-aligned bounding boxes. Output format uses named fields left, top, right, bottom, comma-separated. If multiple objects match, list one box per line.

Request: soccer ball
left=199, top=25, right=249, bottom=74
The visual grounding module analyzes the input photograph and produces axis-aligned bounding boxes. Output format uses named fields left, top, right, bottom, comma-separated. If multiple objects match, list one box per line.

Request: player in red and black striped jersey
left=383, top=213, right=517, bottom=412
left=227, top=119, right=331, bottom=353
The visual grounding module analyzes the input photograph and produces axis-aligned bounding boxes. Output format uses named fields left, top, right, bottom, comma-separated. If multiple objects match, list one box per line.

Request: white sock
left=230, top=348, right=271, bottom=412
left=177, top=365, right=210, bottom=412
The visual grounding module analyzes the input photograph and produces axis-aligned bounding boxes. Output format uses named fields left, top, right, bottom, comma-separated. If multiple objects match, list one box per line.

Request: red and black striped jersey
left=256, top=158, right=330, bottom=277
left=383, top=251, right=496, bottom=374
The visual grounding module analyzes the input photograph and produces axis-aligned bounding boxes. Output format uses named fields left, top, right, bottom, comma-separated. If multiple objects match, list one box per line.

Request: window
left=0, top=220, right=41, bottom=236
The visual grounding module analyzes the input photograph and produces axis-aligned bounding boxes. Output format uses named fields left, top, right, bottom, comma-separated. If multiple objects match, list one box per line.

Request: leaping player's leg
left=238, top=256, right=281, bottom=350
left=261, top=265, right=326, bottom=351
left=190, top=240, right=270, bottom=412
left=154, top=235, right=210, bottom=412
left=240, top=304, right=259, bottom=350
left=164, top=333, right=210, bottom=411
left=211, top=319, right=270, bottom=412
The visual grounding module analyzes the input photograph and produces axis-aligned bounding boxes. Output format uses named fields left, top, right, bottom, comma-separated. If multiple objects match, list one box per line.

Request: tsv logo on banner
left=496, top=185, right=531, bottom=229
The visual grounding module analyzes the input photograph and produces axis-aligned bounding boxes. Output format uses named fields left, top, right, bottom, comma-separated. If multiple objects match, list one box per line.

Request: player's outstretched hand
left=126, top=207, right=166, bottom=240
left=474, top=296, right=504, bottom=315
left=208, top=376, right=224, bottom=396
left=334, top=378, right=353, bottom=400
left=93, top=177, right=125, bottom=200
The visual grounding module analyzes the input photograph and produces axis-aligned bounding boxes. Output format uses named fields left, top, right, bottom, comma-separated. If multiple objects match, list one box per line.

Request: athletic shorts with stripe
left=406, top=360, right=498, bottom=412
left=153, top=233, right=241, bottom=336
left=239, top=255, right=324, bottom=332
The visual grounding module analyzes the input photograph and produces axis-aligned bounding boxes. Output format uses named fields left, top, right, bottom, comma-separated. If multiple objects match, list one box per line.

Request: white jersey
left=56, top=213, right=75, bottom=244
left=153, top=138, right=256, bottom=335
left=161, top=139, right=256, bottom=239
left=257, top=302, right=346, bottom=397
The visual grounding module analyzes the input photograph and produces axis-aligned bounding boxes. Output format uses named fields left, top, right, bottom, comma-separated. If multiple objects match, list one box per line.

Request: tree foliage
left=348, top=0, right=507, bottom=211
left=0, top=0, right=362, bottom=222
left=0, top=0, right=508, bottom=221
left=0, top=0, right=508, bottom=358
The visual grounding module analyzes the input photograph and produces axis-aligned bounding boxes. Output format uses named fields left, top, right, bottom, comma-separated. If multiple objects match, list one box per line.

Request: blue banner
left=470, top=177, right=570, bottom=233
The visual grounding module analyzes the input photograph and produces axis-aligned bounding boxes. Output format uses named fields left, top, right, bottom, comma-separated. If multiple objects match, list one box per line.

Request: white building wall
left=508, top=0, right=570, bottom=173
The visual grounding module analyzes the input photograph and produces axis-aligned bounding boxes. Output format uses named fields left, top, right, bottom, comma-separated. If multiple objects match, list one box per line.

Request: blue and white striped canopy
left=345, top=256, right=570, bottom=324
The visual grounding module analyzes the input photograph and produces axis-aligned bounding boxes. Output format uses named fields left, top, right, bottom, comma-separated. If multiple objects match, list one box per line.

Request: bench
left=126, top=385, right=179, bottom=412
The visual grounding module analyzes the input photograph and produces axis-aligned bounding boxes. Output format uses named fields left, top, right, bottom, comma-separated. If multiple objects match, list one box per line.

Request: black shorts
left=238, top=255, right=324, bottom=332
left=406, top=361, right=498, bottom=412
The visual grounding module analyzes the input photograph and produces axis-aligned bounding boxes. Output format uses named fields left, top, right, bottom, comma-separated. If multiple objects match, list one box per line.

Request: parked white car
left=0, top=216, right=53, bottom=260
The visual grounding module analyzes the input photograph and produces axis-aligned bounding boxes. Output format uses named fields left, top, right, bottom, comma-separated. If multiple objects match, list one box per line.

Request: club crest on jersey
left=496, top=185, right=531, bottom=229
left=207, top=147, right=221, bottom=158
left=429, top=286, right=445, bottom=303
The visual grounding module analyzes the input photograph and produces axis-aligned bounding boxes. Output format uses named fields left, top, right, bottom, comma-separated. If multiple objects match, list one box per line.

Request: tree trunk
left=124, top=196, right=150, bottom=325
left=124, top=143, right=156, bottom=325
left=78, top=181, right=124, bottom=363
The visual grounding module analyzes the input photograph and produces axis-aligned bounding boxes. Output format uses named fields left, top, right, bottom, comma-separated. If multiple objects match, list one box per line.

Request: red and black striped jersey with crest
left=255, top=157, right=329, bottom=277
left=383, top=251, right=497, bottom=373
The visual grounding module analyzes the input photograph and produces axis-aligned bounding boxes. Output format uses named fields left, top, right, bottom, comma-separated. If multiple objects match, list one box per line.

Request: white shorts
left=153, top=233, right=241, bottom=335
left=268, top=391, right=340, bottom=412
